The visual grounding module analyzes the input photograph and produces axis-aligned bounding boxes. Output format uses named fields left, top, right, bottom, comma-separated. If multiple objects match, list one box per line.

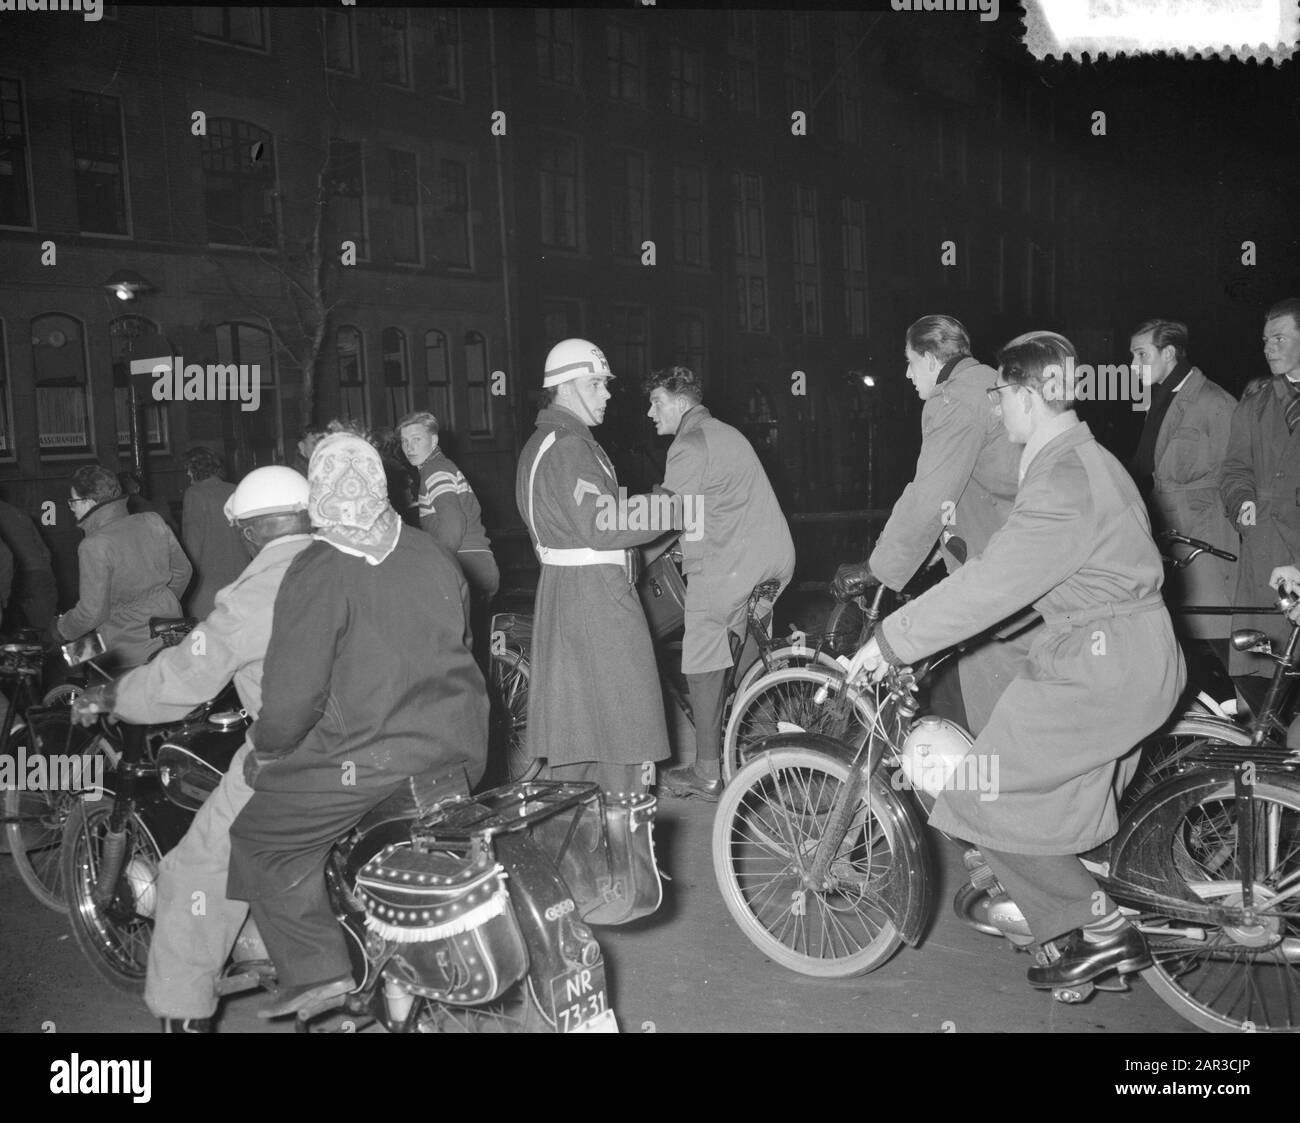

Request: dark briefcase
left=637, top=550, right=687, bottom=640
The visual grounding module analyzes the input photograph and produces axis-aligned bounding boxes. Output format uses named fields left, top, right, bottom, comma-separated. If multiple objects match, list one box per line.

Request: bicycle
left=1, top=632, right=118, bottom=912
left=713, top=608, right=1300, bottom=1031
left=486, top=538, right=835, bottom=783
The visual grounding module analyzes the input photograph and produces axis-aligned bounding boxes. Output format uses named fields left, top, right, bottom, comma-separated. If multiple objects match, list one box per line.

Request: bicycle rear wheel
left=713, top=747, right=904, bottom=977
left=1139, top=775, right=1300, bottom=1032
left=722, top=667, right=875, bottom=783
left=487, top=648, right=540, bottom=784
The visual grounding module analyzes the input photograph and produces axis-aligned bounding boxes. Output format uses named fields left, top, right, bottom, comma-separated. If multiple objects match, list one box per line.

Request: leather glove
left=830, top=561, right=877, bottom=603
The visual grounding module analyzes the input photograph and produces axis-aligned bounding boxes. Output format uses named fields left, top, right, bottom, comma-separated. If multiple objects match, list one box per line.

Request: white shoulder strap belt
left=526, top=431, right=627, bottom=567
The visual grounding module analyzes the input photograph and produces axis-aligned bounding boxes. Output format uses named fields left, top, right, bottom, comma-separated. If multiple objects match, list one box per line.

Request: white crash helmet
left=223, top=466, right=310, bottom=524
left=543, top=337, right=614, bottom=388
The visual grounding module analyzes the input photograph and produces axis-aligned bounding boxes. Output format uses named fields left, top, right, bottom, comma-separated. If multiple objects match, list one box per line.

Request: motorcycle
left=60, top=632, right=662, bottom=1032
left=712, top=586, right=1300, bottom=1032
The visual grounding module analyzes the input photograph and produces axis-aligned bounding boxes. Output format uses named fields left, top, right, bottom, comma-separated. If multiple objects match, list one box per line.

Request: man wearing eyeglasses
left=54, top=465, right=192, bottom=670
left=847, top=331, right=1185, bottom=991
left=831, top=314, right=1034, bottom=735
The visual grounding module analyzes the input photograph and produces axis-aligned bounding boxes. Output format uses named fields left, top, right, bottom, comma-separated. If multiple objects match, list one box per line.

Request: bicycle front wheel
left=1139, top=775, right=1300, bottom=1032
left=712, top=746, right=904, bottom=978
left=487, top=648, right=540, bottom=784
left=732, top=644, right=844, bottom=701
left=723, top=667, right=875, bottom=783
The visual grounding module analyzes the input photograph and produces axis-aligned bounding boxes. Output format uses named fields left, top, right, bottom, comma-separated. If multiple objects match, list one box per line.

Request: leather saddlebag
left=637, top=553, right=687, bottom=640
left=354, top=845, right=527, bottom=1005
left=534, top=794, right=664, bottom=927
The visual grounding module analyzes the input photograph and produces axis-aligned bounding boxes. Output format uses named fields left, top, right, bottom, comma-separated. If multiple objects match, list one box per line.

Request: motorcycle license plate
left=550, top=964, right=615, bottom=1033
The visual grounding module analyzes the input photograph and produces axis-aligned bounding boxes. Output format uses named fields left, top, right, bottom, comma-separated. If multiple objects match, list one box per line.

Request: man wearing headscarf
left=227, top=433, right=489, bottom=1019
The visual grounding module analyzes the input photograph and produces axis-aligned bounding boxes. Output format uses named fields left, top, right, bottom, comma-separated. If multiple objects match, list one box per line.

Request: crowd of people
left=12, top=292, right=1300, bottom=1029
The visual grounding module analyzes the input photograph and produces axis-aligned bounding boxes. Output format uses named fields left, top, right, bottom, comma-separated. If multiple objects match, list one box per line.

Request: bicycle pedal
left=1093, top=975, right=1133, bottom=994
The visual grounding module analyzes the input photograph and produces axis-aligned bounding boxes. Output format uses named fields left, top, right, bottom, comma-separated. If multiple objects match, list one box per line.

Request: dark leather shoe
left=161, top=1017, right=213, bottom=1033
left=1027, top=926, right=1152, bottom=989
left=258, top=975, right=353, bottom=1020
left=660, top=764, right=721, bottom=802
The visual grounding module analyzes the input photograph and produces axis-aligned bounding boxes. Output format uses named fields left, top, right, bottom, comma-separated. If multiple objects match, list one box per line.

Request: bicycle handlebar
left=1159, top=530, right=1238, bottom=564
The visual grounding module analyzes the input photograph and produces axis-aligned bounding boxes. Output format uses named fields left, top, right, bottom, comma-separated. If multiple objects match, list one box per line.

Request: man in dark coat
left=1219, top=297, right=1300, bottom=713
left=849, top=332, right=1185, bottom=990
left=515, top=338, right=670, bottom=796
left=1128, top=319, right=1238, bottom=688
left=56, top=466, right=192, bottom=670
left=0, top=497, right=56, bottom=633
left=227, top=433, right=488, bottom=1018
left=181, top=447, right=247, bottom=620
left=645, top=366, right=795, bottom=800
left=833, top=315, right=1038, bottom=735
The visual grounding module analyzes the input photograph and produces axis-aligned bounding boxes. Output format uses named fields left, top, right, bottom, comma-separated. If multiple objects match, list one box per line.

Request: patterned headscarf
left=308, top=433, right=401, bottom=565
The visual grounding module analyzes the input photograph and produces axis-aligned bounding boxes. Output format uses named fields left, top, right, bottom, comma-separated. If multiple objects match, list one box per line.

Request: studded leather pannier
left=354, top=845, right=527, bottom=1006
left=533, top=794, right=663, bottom=927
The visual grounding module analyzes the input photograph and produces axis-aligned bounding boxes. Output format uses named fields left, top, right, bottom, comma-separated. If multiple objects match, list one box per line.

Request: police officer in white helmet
left=514, top=339, right=671, bottom=798
left=73, top=466, right=314, bottom=1032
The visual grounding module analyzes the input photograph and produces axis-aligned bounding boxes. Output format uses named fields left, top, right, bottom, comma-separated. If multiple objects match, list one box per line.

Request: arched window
left=200, top=118, right=275, bottom=246
left=423, top=329, right=453, bottom=429
left=31, top=313, right=91, bottom=454
left=336, top=325, right=367, bottom=425
left=110, top=314, right=169, bottom=452
left=464, top=330, right=491, bottom=437
left=381, top=327, right=410, bottom=425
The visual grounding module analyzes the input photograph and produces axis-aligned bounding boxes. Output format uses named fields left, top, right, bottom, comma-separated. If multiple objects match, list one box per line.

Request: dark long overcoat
left=515, top=407, right=670, bottom=768
left=1219, top=375, right=1300, bottom=675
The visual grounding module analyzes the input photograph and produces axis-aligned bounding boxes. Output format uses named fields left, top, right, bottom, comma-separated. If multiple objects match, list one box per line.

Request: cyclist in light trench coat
left=646, top=366, right=795, bottom=800
left=849, top=332, right=1185, bottom=992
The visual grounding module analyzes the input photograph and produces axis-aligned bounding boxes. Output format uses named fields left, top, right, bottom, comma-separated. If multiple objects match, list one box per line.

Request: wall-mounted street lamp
left=103, top=269, right=155, bottom=303
left=102, top=270, right=158, bottom=476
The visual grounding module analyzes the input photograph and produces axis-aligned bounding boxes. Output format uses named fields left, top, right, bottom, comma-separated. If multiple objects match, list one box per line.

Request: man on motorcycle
left=72, top=466, right=314, bottom=1033
left=847, top=331, right=1186, bottom=990
left=227, top=432, right=489, bottom=1020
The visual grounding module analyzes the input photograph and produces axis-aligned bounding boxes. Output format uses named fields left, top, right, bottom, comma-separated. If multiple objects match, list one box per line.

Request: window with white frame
left=322, top=9, right=356, bottom=73
left=536, top=10, right=576, bottom=86
left=0, top=78, right=32, bottom=228
left=201, top=119, right=275, bottom=246
left=379, top=9, right=411, bottom=88
left=539, top=134, right=580, bottom=251
left=841, top=197, right=868, bottom=338
left=382, top=327, right=411, bottom=424
left=328, top=138, right=367, bottom=259
left=336, top=324, right=367, bottom=425
left=464, top=331, right=492, bottom=437
left=674, top=311, right=707, bottom=382
left=608, top=305, right=649, bottom=386
left=792, top=185, right=821, bottom=335
left=606, top=23, right=642, bottom=104
left=432, top=11, right=462, bottom=98
left=388, top=149, right=420, bottom=264
left=32, top=313, right=91, bottom=454
left=216, top=322, right=280, bottom=466
left=424, top=329, right=453, bottom=430
left=732, top=172, right=767, bottom=333
left=668, top=44, right=701, bottom=121
left=70, top=92, right=128, bottom=236
left=193, top=6, right=267, bottom=50
left=673, top=164, right=707, bottom=269
left=610, top=148, right=648, bottom=259
left=0, top=320, right=12, bottom=455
